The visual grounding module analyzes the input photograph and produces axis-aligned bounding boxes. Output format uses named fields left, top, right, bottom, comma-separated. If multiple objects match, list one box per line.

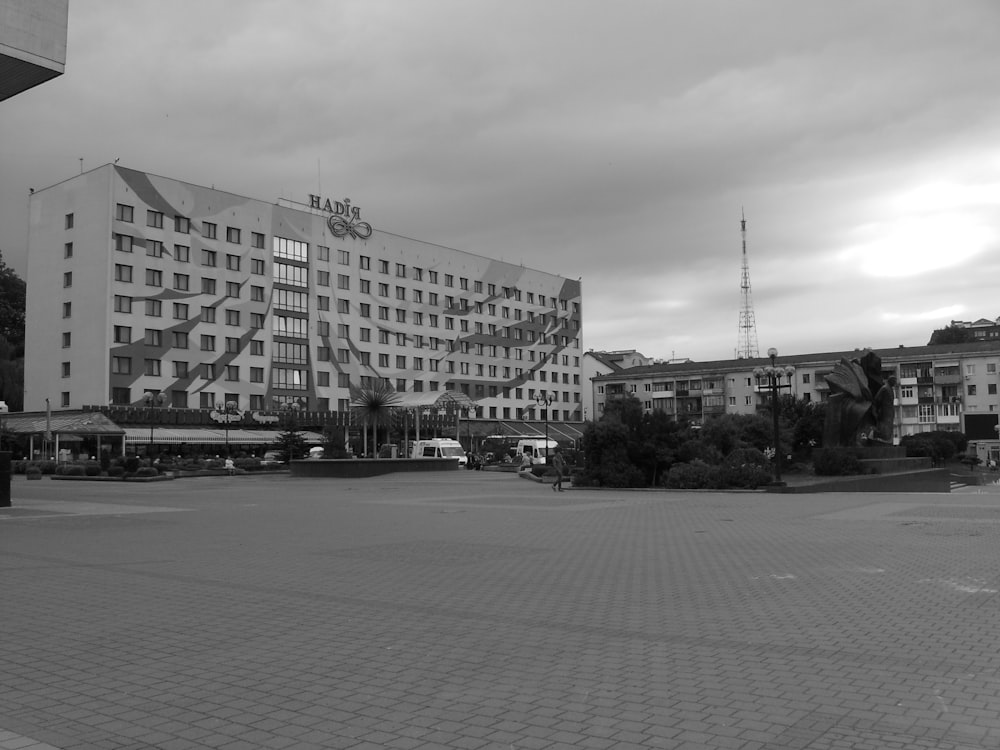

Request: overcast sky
left=2, top=0, right=999, bottom=362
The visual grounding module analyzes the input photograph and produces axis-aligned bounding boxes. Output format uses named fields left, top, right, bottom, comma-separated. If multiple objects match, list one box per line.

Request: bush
left=135, top=466, right=159, bottom=477
left=665, top=460, right=719, bottom=489
left=813, top=447, right=863, bottom=476
left=719, top=462, right=774, bottom=489
left=107, top=466, right=125, bottom=478
left=84, top=463, right=101, bottom=476
left=25, top=465, right=42, bottom=477
left=65, top=465, right=85, bottom=476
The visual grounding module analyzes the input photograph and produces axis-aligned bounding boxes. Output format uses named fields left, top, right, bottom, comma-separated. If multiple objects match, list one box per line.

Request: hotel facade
left=24, top=165, right=584, bottom=425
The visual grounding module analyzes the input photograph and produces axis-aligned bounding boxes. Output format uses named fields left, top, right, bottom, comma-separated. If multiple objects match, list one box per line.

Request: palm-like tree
left=350, top=381, right=401, bottom=457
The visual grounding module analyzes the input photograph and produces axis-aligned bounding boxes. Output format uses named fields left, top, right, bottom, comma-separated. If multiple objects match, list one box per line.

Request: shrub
left=135, top=466, right=159, bottom=477
left=25, top=465, right=42, bottom=479
left=813, top=447, right=863, bottom=476
left=665, top=460, right=719, bottom=489
left=84, top=463, right=101, bottom=476
left=64, top=465, right=85, bottom=476
left=107, top=466, right=125, bottom=478
left=719, top=462, right=774, bottom=489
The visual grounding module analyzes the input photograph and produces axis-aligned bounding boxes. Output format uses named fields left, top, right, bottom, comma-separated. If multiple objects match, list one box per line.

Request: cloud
left=2, top=0, right=1000, bottom=364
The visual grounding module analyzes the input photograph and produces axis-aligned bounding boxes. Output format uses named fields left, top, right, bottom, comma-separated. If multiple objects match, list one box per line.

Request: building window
left=250, top=339, right=264, bottom=355
left=202, top=249, right=217, bottom=267
left=115, top=204, right=133, bottom=222
left=174, top=215, right=190, bottom=233
left=202, top=278, right=216, bottom=294
left=359, top=255, right=370, bottom=270
left=201, top=306, right=216, bottom=323
left=226, top=309, right=240, bottom=326
left=147, top=210, right=164, bottom=228
left=338, top=274, right=350, bottom=290
left=115, top=264, right=132, bottom=282
left=144, top=329, right=162, bottom=346
left=226, top=281, right=240, bottom=298
left=145, top=269, right=162, bottom=287
left=65, top=213, right=74, bottom=229
left=225, top=336, right=240, bottom=354
left=969, top=385, right=977, bottom=396
left=203, top=222, right=217, bottom=239
left=199, top=392, right=215, bottom=409
left=64, top=242, right=73, bottom=258
left=379, top=259, right=389, bottom=274
left=113, top=325, right=131, bottom=343
left=111, top=356, right=131, bottom=375
left=251, top=285, right=265, bottom=302
left=226, top=365, right=239, bottom=381
left=174, top=244, right=190, bottom=262
left=317, top=270, right=330, bottom=286
left=145, top=299, right=162, bottom=317
left=226, top=254, right=241, bottom=271
left=226, top=227, right=241, bottom=244
left=251, top=232, right=265, bottom=249
left=250, top=367, right=264, bottom=383
left=201, top=335, right=215, bottom=351
left=173, top=331, right=188, bottom=349
left=317, top=295, right=330, bottom=311
left=173, top=273, right=189, bottom=291
left=114, top=295, right=132, bottom=313
left=251, top=258, right=265, bottom=275
left=143, top=359, right=161, bottom=376
left=338, top=299, right=350, bottom=314
left=63, top=271, right=72, bottom=288
left=173, top=303, right=189, bottom=321
left=61, top=361, right=70, bottom=378
left=250, top=312, right=265, bottom=329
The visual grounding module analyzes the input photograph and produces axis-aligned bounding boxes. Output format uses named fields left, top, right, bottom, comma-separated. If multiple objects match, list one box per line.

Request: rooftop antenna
left=737, top=208, right=760, bottom=359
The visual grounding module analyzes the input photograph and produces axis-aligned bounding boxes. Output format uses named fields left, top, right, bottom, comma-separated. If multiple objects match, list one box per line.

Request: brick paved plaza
left=2, top=472, right=999, bottom=749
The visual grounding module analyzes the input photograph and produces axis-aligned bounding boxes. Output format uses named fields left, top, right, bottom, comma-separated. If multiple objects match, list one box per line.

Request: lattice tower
left=737, top=209, right=760, bottom=359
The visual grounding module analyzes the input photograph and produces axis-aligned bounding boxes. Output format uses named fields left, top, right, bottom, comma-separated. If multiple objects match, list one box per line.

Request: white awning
left=124, top=428, right=325, bottom=445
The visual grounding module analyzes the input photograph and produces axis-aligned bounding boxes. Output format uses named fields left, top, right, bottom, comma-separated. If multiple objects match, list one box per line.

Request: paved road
left=2, top=473, right=998, bottom=749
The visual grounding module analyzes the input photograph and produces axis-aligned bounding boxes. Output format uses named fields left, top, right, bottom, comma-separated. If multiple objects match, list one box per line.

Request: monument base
left=854, top=446, right=931, bottom=475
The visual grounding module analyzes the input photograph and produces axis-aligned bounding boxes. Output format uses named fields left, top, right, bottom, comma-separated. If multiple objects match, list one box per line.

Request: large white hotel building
left=24, top=165, right=584, bottom=422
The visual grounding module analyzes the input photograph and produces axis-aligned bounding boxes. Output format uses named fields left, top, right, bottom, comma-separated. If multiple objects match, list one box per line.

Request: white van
left=412, top=438, right=468, bottom=466
left=516, top=438, right=559, bottom=465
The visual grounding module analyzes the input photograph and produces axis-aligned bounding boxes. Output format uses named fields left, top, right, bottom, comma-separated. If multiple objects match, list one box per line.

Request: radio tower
left=736, top=209, right=760, bottom=359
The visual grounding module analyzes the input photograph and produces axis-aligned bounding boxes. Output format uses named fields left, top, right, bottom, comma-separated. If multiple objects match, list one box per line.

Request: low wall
left=774, top=469, right=950, bottom=494
left=289, top=458, right=461, bottom=478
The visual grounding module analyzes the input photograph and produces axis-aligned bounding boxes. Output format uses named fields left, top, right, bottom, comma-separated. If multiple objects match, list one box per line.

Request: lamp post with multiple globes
left=535, top=393, right=555, bottom=464
left=753, top=348, right=795, bottom=484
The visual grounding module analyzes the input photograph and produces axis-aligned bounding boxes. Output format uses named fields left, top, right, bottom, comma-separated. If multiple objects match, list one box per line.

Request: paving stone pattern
left=1, top=474, right=999, bottom=749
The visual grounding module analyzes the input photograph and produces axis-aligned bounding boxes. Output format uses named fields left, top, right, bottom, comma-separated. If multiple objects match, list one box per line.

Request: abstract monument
left=822, top=349, right=897, bottom=447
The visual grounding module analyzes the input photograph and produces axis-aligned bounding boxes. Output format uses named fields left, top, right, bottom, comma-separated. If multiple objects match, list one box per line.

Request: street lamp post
left=143, top=391, right=166, bottom=454
left=535, top=393, right=555, bottom=464
left=753, top=348, right=795, bottom=485
left=216, top=400, right=240, bottom=457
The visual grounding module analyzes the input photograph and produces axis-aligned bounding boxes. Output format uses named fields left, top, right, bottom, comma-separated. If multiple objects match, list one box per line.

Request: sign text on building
left=309, top=195, right=372, bottom=239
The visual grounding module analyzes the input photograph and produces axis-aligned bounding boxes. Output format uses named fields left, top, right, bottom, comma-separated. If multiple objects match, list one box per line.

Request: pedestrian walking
left=551, top=448, right=566, bottom=492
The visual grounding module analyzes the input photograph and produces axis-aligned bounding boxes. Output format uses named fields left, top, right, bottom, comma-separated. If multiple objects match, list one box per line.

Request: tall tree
left=928, top=324, right=974, bottom=346
left=0, top=252, right=26, bottom=356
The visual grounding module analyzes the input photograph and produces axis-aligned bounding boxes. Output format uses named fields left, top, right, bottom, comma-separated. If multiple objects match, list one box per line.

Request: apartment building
left=592, top=342, right=1000, bottom=444
left=24, top=165, right=584, bottom=422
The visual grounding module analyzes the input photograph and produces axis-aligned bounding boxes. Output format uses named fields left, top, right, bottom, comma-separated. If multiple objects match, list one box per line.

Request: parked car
left=261, top=450, right=282, bottom=466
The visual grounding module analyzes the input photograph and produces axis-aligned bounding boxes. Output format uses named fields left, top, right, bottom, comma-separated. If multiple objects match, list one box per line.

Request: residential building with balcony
left=592, top=342, right=1000, bottom=446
